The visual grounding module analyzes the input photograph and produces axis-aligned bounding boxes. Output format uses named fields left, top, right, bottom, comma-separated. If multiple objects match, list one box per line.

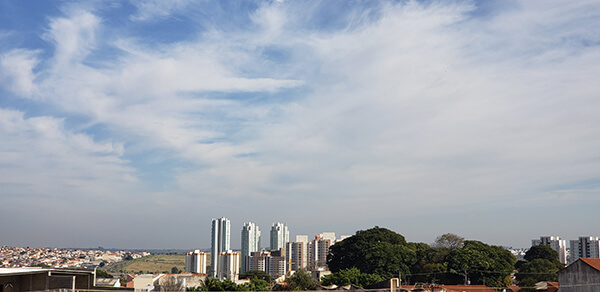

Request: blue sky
left=1, top=0, right=599, bottom=250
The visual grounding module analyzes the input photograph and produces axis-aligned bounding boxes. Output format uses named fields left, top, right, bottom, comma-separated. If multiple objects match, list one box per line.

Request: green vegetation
left=327, top=227, right=414, bottom=279
left=281, top=269, right=317, bottom=291
left=320, top=267, right=383, bottom=288
left=187, top=277, right=269, bottom=291
left=327, top=227, right=515, bottom=288
left=95, top=269, right=114, bottom=278
left=515, top=245, right=564, bottom=291
left=238, top=270, right=273, bottom=283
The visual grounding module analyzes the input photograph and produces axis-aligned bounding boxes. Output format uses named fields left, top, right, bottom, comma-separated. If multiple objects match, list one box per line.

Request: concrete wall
left=0, top=272, right=48, bottom=291
left=559, top=260, right=600, bottom=292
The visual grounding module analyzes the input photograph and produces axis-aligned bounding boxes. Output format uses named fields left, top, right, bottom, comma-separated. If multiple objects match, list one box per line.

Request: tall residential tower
left=211, top=217, right=231, bottom=278
left=270, top=222, right=289, bottom=250
left=569, top=236, right=600, bottom=263
left=532, top=236, right=567, bottom=264
left=241, top=222, right=261, bottom=273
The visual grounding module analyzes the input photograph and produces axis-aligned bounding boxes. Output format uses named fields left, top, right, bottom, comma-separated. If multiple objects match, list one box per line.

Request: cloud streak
left=0, top=0, right=599, bottom=248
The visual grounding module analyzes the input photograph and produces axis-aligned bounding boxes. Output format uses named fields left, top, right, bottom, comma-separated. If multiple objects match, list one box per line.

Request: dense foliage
left=187, top=277, right=270, bottom=291
left=327, top=227, right=416, bottom=279
left=283, top=269, right=317, bottom=291
left=327, top=228, right=515, bottom=288
left=320, top=267, right=383, bottom=288
left=515, top=245, right=564, bottom=291
left=95, top=269, right=113, bottom=278
left=238, top=270, right=273, bottom=283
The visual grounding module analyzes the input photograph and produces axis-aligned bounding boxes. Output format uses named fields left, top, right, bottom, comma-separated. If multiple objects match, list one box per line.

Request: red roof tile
left=581, top=258, right=600, bottom=271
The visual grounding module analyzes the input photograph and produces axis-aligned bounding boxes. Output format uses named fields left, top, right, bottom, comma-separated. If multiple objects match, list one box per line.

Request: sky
left=0, top=0, right=599, bottom=250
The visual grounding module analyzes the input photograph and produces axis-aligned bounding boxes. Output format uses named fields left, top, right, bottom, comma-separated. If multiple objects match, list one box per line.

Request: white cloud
left=0, top=108, right=134, bottom=199
left=129, top=0, right=196, bottom=21
left=0, top=49, right=40, bottom=96
left=1, top=0, right=600, bottom=248
left=44, top=10, right=100, bottom=66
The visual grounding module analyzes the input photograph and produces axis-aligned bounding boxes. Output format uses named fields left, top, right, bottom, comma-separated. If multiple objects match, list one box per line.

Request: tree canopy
left=238, top=270, right=273, bottom=283
left=515, top=245, right=564, bottom=290
left=327, top=227, right=415, bottom=279
left=328, top=229, right=515, bottom=288
left=444, top=240, right=515, bottom=287
left=320, top=267, right=384, bottom=288
left=284, top=269, right=317, bottom=291
left=432, top=233, right=465, bottom=250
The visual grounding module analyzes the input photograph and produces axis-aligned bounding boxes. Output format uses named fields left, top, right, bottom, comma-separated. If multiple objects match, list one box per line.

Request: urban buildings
left=569, top=236, right=600, bottom=263
left=532, top=236, right=567, bottom=264
left=185, top=250, right=207, bottom=274
left=308, top=234, right=333, bottom=270
left=247, top=249, right=286, bottom=280
left=211, top=217, right=231, bottom=278
left=286, top=235, right=308, bottom=271
left=217, top=250, right=240, bottom=281
left=270, top=222, right=289, bottom=250
left=285, top=233, right=344, bottom=272
left=241, top=222, right=261, bottom=273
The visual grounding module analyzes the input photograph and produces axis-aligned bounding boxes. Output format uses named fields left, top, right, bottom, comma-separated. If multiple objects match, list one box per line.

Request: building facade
left=270, top=222, right=289, bottom=250
left=570, top=237, right=600, bottom=263
left=217, top=250, right=240, bottom=281
left=286, top=235, right=309, bottom=271
left=558, top=258, right=600, bottom=292
left=211, top=217, right=231, bottom=278
left=185, top=250, right=207, bottom=274
left=247, top=249, right=286, bottom=280
left=308, top=234, right=332, bottom=270
left=532, top=236, right=567, bottom=264
left=241, top=222, right=261, bottom=273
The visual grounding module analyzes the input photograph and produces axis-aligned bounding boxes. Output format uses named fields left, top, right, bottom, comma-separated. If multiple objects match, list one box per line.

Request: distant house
left=132, top=274, right=164, bottom=291
left=558, top=258, right=600, bottom=292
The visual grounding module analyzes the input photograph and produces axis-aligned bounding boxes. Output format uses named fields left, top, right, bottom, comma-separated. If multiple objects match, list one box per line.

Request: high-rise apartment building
left=569, top=236, right=600, bottom=263
left=211, top=217, right=231, bottom=278
left=286, top=235, right=308, bottom=271
left=308, top=234, right=332, bottom=270
left=217, top=250, right=240, bottom=281
left=241, top=222, right=261, bottom=273
left=532, top=236, right=567, bottom=264
left=270, top=222, right=289, bottom=250
left=185, top=250, right=208, bottom=274
left=247, top=249, right=287, bottom=279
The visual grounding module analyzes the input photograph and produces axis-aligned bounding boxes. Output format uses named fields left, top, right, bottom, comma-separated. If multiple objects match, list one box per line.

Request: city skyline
left=1, top=1, right=599, bottom=250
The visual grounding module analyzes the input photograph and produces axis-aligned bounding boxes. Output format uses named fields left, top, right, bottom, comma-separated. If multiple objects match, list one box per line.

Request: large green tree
left=320, top=267, right=384, bottom=288
left=327, top=227, right=417, bottom=279
left=238, top=270, right=273, bottom=283
left=515, top=245, right=564, bottom=291
left=445, top=240, right=515, bottom=287
left=432, top=233, right=465, bottom=250
left=284, top=269, right=318, bottom=291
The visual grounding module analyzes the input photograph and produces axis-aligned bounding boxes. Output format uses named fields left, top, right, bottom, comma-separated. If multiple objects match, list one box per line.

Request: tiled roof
left=581, top=258, right=600, bottom=271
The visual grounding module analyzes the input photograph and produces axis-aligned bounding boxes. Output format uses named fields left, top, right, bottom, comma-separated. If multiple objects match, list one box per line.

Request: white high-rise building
left=185, top=250, right=208, bottom=274
left=569, top=236, right=600, bottom=263
left=308, top=234, right=332, bottom=270
left=211, top=217, right=231, bottom=278
left=532, top=236, right=567, bottom=264
left=320, top=232, right=336, bottom=242
left=241, top=222, right=261, bottom=273
left=270, top=222, right=289, bottom=250
left=217, top=250, right=240, bottom=281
